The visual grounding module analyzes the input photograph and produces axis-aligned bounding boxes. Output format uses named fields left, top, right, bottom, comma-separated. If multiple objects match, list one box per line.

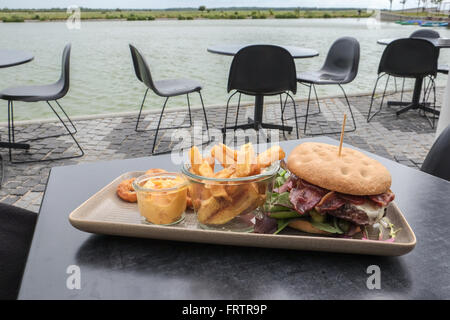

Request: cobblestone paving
left=0, top=88, right=442, bottom=212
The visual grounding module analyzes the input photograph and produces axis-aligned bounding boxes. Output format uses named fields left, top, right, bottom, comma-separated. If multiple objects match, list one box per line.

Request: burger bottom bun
left=288, top=219, right=331, bottom=235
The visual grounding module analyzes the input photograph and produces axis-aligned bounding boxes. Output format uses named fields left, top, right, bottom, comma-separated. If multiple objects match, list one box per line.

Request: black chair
left=421, top=125, right=450, bottom=181
left=0, top=44, right=83, bottom=163
left=367, top=38, right=439, bottom=127
left=393, top=30, right=444, bottom=102
left=410, top=29, right=440, bottom=39
left=295, top=37, right=360, bottom=135
left=0, top=203, right=37, bottom=300
left=129, top=44, right=210, bottom=155
left=222, top=45, right=299, bottom=141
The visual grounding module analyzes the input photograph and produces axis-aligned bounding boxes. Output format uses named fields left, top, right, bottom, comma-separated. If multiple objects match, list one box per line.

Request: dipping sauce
left=133, top=173, right=188, bottom=225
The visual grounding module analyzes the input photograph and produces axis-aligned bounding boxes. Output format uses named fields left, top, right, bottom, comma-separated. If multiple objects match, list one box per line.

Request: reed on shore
left=0, top=9, right=372, bottom=22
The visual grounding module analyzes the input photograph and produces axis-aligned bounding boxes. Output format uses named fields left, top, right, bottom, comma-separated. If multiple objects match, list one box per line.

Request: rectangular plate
left=69, top=172, right=417, bottom=256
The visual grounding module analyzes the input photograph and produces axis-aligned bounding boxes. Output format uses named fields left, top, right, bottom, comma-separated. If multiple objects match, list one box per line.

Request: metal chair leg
left=303, top=85, right=356, bottom=136
left=10, top=101, right=16, bottom=143
left=149, top=91, right=212, bottom=156
left=338, top=84, right=357, bottom=133
left=423, top=76, right=437, bottom=129
left=9, top=100, right=78, bottom=145
left=234, top=93, right=241, bottom=130
left=198, top=90, right=211, bottom=142
left=367, top=74, right=387, bottom=122
left=8, top=100, right=84, bottom=164
left=151, top=97, right=169, bottom=154
left=187, top=93, right=193, bottom=126
left=285, top=82, right=320, bottom=120
left=222, top=91, right=239, bottom=143
left=7, top=100, right=12, bottom=161
left=136, top=90, right=195, bottom=133
left=279, top=94, right=287, bottom=140
left=55, top=100, right=77, bottom=134
left=135, top=88, right=149, bottom=131
left=400, top=78, right=405, bottom=102
left=312, top=84, right=321, bottom=113
left=285, top=92, right=299, bottom=139
left=303, top=84, right=312, bottom=134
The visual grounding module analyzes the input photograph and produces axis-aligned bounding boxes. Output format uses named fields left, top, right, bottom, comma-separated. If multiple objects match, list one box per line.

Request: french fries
left=198, top=159, right=214, bottom=177
left=188, top=143, right=285, bottom=226
left=235, top=143, right=255, bottom=177
left=210, top=144, right=236, bottom=168
left=256, top=145, right=286, bottom=169
left=189, top=146, right=203, bottom=175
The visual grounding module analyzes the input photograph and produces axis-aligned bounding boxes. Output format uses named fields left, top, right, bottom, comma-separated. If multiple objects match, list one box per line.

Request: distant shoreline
left=0, top=9, right=372, bottom=23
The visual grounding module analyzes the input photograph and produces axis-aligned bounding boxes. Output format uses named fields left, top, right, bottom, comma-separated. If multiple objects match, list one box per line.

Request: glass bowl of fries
left=181, top=143, right=283, bottom=232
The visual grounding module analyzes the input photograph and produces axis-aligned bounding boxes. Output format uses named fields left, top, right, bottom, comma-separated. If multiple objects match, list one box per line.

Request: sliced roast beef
left=315, top=191, right=346, bottom=212
left=289, top=186, right=323, bottom=214
left=338, top=193, right=366, bottom=205
left=369, top=190, right=395, bottom=207
left=297, top=179, right=328, bottom=196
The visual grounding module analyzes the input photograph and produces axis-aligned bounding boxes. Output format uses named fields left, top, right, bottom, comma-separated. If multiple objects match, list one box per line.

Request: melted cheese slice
left=351, top=202, right=386, bottom=224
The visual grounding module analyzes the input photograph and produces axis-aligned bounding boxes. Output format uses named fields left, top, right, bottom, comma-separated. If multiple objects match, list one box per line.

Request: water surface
left=1, top=19, right=449, bottom=121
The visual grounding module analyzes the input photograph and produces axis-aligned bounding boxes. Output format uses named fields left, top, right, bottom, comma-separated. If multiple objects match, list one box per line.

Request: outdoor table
left=18, top=136, right=450, bottom=299
left=377, top=37, right=450, bottom=48
left=0, top=49, right=34, bottom=150
left=207, top=44, right=319, bottom=134
left=376, top=37, right=450, bottom=117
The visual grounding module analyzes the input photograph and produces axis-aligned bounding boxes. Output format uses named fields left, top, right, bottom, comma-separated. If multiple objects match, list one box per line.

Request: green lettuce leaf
left=274, top=219, right=291, bottom=235
left=310, top=219, right=344, bottom=234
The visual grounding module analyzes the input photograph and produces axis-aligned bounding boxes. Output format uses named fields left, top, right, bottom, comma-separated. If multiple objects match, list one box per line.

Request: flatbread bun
left=287, top=142, right=391, bottom=196
left=288, top=219, right=331, bottom=235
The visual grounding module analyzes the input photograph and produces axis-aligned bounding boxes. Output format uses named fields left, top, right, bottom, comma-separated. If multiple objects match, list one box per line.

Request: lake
left=1, top=18, right=449, bottom=121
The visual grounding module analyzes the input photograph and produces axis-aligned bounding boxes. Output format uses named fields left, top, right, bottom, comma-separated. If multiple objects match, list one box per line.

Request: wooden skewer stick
left=338, top=114, right=347, bottom=157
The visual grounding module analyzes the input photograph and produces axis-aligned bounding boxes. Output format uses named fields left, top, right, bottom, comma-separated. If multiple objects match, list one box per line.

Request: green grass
left=0, top=9, right=373, bottom=22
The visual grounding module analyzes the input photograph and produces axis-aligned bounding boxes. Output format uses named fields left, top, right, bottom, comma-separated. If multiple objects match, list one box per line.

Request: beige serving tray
left=69, top=171, right=417, bottom=256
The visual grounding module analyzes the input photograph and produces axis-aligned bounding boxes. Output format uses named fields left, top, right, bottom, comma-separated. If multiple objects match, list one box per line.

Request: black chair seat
left=297, top=71, right=346, bottom=85
left=438, top=64, right=449, bottom=74
left=0, top=82, right=64, bottom=102
left=154, top=78, right=202, bottom=97
left=0, top=203, right=37, bottom=300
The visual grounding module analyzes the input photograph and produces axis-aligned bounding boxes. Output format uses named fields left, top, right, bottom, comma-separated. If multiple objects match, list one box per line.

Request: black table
left=377, top=37, right=449, bottom=117
left=377, top=37, right=450, bottom=48
left=208, top=44, right=319, bottom=135
left=19, top=137, right=450, bottom=299
left=0, top=49, right=34, bottom=150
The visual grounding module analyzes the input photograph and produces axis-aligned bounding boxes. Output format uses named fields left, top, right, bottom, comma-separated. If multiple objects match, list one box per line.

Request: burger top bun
left=287, top=142, right=391, bottom=196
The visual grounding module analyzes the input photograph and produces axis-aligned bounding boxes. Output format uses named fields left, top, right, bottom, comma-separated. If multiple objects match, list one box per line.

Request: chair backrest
left=129, top=44, right=158, bottom=94
left=421, top=125, right=450, bottom=181
left=56, top=43, right=71, bottom=98
left=410, top=29, right=440, bottom=39
left=227, top=45, right=297, bottom=95
left=378, top=38, right=438, bottom=78
left=320, top=37, right=360, bottom=84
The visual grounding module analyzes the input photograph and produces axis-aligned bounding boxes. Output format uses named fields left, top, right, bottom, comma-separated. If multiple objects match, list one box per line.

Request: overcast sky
left=0, top=1, right=421, bottom=10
